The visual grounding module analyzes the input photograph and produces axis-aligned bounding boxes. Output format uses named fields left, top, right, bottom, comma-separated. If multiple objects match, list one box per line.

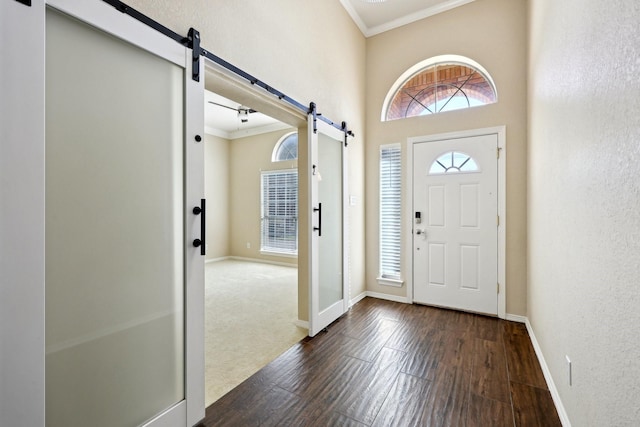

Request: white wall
left=528, top=0, right=640, bottom=424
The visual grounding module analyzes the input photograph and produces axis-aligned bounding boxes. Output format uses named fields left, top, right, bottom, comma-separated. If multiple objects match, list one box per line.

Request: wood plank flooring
left=199, top=297, right=561, bottom=427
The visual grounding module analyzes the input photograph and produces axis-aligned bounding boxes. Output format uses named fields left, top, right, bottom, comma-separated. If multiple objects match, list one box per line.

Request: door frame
left=203, top=60, right=310, bottom=327
left=406, top=126, right=506, bottom=319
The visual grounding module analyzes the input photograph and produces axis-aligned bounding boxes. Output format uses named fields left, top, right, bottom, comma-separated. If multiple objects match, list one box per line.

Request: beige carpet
left=204, top=259, right=307, bottom=406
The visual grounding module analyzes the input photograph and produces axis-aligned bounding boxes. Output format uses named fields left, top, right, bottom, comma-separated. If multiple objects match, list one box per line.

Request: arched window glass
left=383, top=56, right=497, bottom=121
left=273, top=132, right=298, bottom=162
left=429, top=151, right=479, bottom=175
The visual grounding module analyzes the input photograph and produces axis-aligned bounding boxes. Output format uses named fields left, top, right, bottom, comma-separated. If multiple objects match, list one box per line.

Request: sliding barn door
left=308, top=117, right=349, bottom=337
left=45, top=2, right=204, bottom=426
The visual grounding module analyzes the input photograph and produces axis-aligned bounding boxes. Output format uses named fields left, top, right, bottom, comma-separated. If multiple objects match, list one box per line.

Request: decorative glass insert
left=273, top=133, right=298, bottom=161
left=429, top=151, right=479, bottom=174
left=385, top=59, right=497, bottom=121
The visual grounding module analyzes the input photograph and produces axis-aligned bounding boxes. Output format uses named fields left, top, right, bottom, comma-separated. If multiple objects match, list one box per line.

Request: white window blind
left=261, top=170, right=298, bottom=254
left=380, top=145, right=401, bottom=279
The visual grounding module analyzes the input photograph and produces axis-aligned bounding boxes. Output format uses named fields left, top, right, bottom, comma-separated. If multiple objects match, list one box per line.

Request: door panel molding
left=407, top=126, right=506, bottom=318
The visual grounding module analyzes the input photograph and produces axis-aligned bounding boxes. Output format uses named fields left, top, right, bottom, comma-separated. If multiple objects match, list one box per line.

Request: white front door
left=308, top=116, right=349, bottom=337
left=412, top=134, right=498, bottom=315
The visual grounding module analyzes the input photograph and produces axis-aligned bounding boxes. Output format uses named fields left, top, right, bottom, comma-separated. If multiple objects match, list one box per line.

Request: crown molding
left=340, top=0, right=476, bottom=38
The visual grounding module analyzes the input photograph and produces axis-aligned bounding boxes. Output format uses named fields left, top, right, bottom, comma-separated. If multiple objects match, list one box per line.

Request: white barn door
left=44, top=2, right=204, bottom=426
left=307, top=117, right=349, bottom=337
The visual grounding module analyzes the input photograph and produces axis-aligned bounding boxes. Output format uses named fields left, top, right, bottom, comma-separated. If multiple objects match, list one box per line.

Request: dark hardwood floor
left=199, top=297, right=561, bottom=427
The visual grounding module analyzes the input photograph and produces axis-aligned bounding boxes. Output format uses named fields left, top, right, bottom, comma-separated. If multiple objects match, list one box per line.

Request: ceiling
left=339, top=0, right=476, bottom=37
left=205, top=91, right=292, bottom=140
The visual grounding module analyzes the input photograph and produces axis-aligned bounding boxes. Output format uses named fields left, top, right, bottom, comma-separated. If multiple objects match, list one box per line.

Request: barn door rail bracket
left=341, top=121, right=355, bottom=146
left=308, top=103, right=356, bottom=143
left=309, top=102, right=318, bottom=134
left=188, top=28, right=201, bottom=81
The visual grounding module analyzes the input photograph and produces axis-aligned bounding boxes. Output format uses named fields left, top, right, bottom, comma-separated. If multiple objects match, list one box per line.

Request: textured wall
left=528, top=0, right=640, bottom=424
left=365, top=0, right=528, bottom=315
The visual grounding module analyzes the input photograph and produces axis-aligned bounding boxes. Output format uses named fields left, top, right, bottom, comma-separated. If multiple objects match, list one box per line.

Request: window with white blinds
left=261, top=170, right=298, bottom=255
left=380, top=145, right=401, bottom=279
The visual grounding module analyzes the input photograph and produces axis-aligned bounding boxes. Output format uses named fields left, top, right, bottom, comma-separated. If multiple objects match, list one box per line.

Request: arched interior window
left=429, top=151, right=479, bottom=174
left=272, top=132, right=298, bottom=161
left=383, top=56, right=497, bottom=121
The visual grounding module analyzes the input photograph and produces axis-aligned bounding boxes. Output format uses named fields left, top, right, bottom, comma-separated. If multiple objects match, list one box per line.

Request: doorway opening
left=203, top=89, right=306, bottom=405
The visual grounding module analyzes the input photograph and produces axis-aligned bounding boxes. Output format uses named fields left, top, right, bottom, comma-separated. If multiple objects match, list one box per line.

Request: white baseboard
left=505, top=313, right=527, bottom=323
left=525, top=318, right=572, bottom=427
left=204, top=256, right=298, bottom=268
left=205, top=256, right=231, bottom=264
left=350, top=291, right=367, bottom=307
left=206, top=255, right=297, bottom=268
left=365, top=291, right=410, bottom=304
left=228, top=256, right=297, bottom=268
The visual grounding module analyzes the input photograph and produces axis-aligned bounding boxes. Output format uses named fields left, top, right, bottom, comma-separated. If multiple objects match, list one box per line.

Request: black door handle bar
left=193, top=198, right=206, bottom=256
left=313, top=203, right=322, bottom=237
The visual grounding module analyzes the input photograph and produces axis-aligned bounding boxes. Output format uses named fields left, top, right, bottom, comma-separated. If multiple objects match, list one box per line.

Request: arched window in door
left=429, top=151, right=480, bottom=174
left=382, top=55, right=497, bottom=121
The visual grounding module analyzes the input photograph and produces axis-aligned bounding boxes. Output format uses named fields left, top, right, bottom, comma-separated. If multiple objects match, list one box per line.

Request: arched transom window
left=383, top=55, right=497, bottom=121
left=272, top=132, right=298, bottom=161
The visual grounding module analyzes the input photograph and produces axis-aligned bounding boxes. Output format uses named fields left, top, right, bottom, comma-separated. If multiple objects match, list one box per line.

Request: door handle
left=193, top=199, right=206, bottom=256
left=313, top=203, right=322, bottom=236
left=415, top=228, right=427, bottom=239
